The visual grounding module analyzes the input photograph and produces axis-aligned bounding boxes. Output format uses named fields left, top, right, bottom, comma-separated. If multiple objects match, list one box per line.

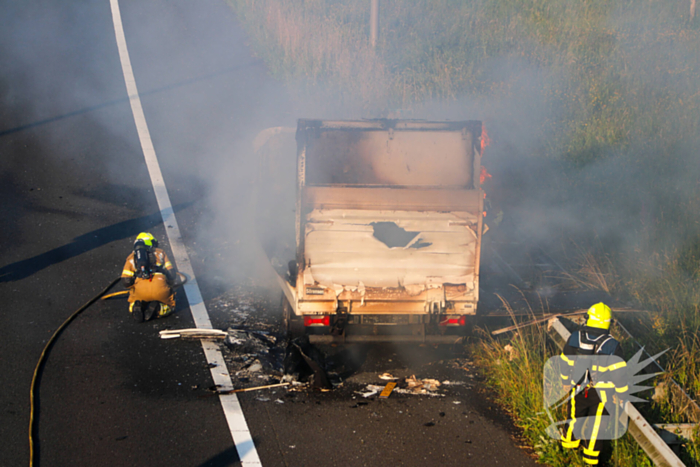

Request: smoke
left=400, top=2, right=700, bottom=279
left=210, top=0, right=700, bottom=298
left=5, top=0, right=697, bottom=306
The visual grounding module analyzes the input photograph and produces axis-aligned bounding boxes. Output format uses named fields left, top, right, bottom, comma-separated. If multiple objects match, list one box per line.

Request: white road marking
left=108, top=1, right=262, bottom=465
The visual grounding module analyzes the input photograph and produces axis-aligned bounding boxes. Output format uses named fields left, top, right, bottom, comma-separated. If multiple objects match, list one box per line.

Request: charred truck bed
left=273, top=119, right=485, bottom=343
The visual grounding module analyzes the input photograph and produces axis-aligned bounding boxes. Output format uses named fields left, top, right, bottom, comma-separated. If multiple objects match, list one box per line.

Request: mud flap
left=283, top=336, right=332, bottom=390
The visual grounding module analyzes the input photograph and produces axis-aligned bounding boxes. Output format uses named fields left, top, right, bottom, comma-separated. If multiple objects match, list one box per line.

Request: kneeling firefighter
left=121, top=232, right=177, bottom=322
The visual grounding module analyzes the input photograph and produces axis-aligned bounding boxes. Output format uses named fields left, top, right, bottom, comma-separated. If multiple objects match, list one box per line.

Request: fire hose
left=28, top=272, right=187, bottom=466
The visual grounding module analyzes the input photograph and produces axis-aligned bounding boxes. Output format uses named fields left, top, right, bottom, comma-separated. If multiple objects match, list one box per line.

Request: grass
left=473, top=298, right=700, bottom=465
left=472, top=315, right=657, bottom=466
left=228, top=0, right=700, bottom=163
left=227, top=1, right=700, bottom=463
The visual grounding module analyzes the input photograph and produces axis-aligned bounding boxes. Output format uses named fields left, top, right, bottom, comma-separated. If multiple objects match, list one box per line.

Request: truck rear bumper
left=308, top=334, right=464, bottom=344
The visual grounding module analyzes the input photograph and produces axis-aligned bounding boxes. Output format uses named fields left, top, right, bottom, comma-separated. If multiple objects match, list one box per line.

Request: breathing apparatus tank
left=133, top=240, right=153, bottom=279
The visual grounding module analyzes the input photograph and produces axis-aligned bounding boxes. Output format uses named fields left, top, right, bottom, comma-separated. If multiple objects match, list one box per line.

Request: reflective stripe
left=561, top=439, right=580, bottom=448
left=615, top=385, right=629, bottom=393
left=594, top=336, right=613, bottom=353
left=592, top=382, right=616, bottom=388
left=579, top=341, right=595, bottom=351
left=583, top=447, right=600, bottom=456
left=122, top=270, right=134, bottom=277
left=596, top=361, right=627, bottom=372
left=561, top=373, right=569, bottom=380
left=560, top=353, right=575, bottom=366
left=164, top=262, right=172, bottom=268
left=588, top=391, right=607, bottom=450
left=565, top=386, right=577, bottom=442
left=583, top=457, right=599, bottom=465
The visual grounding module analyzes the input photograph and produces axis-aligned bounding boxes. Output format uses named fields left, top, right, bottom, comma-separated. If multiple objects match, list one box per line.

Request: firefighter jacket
left=559, top=326, right=628, bottom=395
left=121, top=247, right=175, bottom=288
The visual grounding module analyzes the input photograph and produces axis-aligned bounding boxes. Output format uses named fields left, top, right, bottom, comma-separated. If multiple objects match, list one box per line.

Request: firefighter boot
left=130, top=301, right=144, bottom=323
left=144, top=301, right=159, bottom=321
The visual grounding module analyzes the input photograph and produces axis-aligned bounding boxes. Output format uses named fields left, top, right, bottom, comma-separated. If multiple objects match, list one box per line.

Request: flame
left=481, top=124, right=491, bottom=155
left=480, top=166, right=492, bottom=185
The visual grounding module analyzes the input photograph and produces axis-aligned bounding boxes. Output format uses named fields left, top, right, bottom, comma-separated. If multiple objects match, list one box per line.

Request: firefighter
left=121, top=232, right=177, bottom=322
left=558, top=302, right=628, bottom=466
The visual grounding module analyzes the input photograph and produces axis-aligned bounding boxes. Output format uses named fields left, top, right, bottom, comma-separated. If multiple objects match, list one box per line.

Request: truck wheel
left=282, top=295, right=304, bottom=338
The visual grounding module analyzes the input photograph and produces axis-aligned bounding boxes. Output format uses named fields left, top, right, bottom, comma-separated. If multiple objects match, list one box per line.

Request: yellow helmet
left=135, top=232, right=157, bottom=248
left=586, top=302, right=612, bottom=330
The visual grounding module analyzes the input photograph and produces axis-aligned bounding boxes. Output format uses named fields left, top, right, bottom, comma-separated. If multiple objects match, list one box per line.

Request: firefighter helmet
left=586, top=302, right=612, bottom=330
left=135, top=232, right=158, bottom=248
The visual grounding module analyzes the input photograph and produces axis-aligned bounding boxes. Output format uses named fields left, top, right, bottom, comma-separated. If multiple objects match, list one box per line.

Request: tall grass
left=557, top=239, right=619, bottom=293
left=473, top=318, right=657, bottom=466
left=228, top=0, right=700, bottom=164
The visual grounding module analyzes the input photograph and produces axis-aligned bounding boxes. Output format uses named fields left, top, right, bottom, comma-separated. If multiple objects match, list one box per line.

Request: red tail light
left=439, top=315, right=467, bottom=326
left=304, top=315, right=330, bottom=327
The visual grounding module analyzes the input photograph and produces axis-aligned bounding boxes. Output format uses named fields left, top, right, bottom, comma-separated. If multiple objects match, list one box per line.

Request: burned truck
left=256, top=119, right=486, bottom=343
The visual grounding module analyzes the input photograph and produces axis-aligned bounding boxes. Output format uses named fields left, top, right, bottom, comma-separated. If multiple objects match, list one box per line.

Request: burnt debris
left=283, top=336, right=332, bottom=390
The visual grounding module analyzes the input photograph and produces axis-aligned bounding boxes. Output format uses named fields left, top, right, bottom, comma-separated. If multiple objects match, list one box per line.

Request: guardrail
left=614, top=320, right=700, bottom=425
left=547, top=317, right=687, bottom=467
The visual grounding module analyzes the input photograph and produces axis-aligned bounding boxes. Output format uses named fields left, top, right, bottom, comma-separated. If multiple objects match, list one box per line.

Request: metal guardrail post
left=370, top=0, right=379, bottom=48
left=547, top=317, right=686, bottom=467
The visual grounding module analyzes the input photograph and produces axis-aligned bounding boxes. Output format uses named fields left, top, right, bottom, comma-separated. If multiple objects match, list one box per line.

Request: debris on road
left=357, top=383, right=445, bottom=398
left=406, top=375, right=441, bottom=393
left=283, top=336, right=332, bottom=390
left=379, top=382, right=397, bottom=399
left=216, top=382, right=290, bottom=395
left=441, top=380, right=467, bottom=386
left=379, top=372, right=398, bottom=380
left=357, top=386, right=382, bottom=398
left=225, top=329, right=275, bottom=355
left=159, top=328, right=227, bottom=340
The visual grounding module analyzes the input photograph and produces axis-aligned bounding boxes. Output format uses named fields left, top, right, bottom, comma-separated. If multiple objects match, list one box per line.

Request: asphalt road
left=1, top=1, right=541, bottom=466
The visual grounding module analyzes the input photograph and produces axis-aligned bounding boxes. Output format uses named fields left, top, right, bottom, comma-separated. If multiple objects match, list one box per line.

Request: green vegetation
left=228, top=0, right=700, bottom=464
left=473, top=319, right=657, bottom=466
left=228, top=0, right=699, bottom=162
left=474, top=311, right=700, bottom=465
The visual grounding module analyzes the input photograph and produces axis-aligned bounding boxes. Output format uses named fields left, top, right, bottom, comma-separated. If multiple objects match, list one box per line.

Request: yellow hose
left=101, top=290, right=129, bottom=300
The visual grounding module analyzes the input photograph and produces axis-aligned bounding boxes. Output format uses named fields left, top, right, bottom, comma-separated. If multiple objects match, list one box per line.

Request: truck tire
left=281, top=294, right=304, bottom=338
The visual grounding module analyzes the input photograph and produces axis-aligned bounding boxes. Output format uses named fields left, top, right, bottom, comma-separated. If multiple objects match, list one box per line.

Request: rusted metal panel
left=300, top=283, right=472, bottom=302
left=303, top=186, right=482, bottom=212
left=297, top=119, right=482, bottom=133
left=304, top=130, right=473, bottom=187
left=296, top=299, right=475, bottom=315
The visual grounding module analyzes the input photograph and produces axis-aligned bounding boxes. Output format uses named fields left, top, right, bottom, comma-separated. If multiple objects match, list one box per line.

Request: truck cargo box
left=258, top=119, right=485, bottom=342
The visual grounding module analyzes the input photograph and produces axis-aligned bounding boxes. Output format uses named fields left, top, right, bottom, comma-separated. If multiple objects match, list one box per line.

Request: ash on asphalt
left=207, top=283, right=479, bottom=395
left=202, top=283, right=540, bottom=465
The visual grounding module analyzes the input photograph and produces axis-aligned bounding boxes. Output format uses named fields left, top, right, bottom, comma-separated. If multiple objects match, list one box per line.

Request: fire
left=480, top=166, right=492, bottom=185
left=481, top=123, right=491, bottom=155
